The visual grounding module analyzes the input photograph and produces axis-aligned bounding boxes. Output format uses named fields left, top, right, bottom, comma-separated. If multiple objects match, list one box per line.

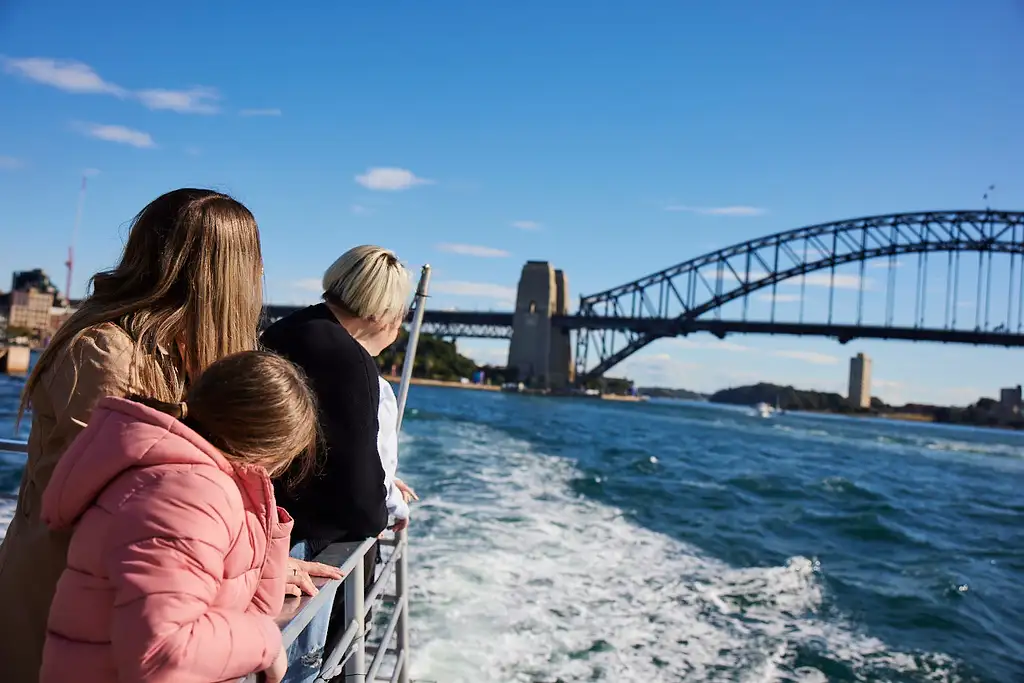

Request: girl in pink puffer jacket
left=39, top=351, right=320, bottom=683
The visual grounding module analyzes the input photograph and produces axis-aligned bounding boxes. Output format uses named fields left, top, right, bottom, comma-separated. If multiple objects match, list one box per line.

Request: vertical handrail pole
left=342, top=557, right=367, bottom=682
left=391, top=264, right=429, bottom=683
left=396, top=264, right=431, bottom=432
left=394, top=533, right=410, bottom=683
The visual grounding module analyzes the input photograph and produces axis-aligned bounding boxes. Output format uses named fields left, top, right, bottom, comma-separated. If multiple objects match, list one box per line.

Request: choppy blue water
left=2, top=368, right=1023, bottom=682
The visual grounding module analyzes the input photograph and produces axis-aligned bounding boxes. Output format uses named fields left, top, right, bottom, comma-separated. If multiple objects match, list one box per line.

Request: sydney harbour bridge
left=264, top=210, right=1024, bottom=387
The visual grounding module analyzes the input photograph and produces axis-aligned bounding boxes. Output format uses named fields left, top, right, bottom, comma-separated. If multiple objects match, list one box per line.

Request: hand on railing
left=285, top=558, right=344, bottom=598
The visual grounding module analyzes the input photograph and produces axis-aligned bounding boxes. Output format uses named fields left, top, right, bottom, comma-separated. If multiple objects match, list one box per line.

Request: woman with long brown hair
left=0, top=188, right=337, bottom=682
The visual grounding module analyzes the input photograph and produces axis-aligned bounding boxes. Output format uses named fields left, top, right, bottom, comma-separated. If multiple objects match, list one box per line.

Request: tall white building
left=848, top=352, right=872, bottom=409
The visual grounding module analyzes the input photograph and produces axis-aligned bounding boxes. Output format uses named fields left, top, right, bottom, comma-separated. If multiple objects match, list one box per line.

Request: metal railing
left=0, top=438, right=28, bottom=453
left=0, top=438, right=27, bottom=501
left=239, top=531, right=410, bottom=683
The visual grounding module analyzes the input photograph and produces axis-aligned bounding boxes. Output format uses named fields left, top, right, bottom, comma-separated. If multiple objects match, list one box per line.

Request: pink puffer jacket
left=38, top=397, right=293, bottom=683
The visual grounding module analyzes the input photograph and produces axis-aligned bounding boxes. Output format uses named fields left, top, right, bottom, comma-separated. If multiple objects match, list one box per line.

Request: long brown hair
left=19, top=188, right=264, bottom=422
left=134, top=351, right=320, bottom=482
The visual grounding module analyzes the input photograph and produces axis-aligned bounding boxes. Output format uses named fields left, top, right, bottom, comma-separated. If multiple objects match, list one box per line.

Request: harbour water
left=1, top=371, right=1022, bottom=682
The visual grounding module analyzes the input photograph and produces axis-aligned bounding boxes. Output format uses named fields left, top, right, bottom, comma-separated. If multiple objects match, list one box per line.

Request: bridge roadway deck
left=259, top=306, right=1024, bottom=346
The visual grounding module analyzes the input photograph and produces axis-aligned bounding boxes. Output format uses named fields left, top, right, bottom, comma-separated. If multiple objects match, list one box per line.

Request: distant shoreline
left=381, top=375, right=643, bottom=401
left=381, top=375, right=500, bottom=392
left=750, top=406, right=1022, bottom=431
left=794, top=408, right=936, bottom=424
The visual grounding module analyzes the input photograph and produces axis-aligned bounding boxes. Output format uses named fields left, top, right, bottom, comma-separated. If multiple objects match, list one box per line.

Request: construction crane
left=65, top=174, right=87, bottom=306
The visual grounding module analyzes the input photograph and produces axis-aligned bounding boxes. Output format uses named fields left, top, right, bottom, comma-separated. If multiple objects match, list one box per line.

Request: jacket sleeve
left=249, top=507, right=294, bottom=616
left=377, top=386, right=409, bottom=520
left=105, top=470, right=281, bottom=683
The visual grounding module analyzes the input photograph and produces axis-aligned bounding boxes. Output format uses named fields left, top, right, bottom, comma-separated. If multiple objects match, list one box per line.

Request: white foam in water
left=406, top=423, right=963, bottom=683
left=0, top=499, right=14, bottom=541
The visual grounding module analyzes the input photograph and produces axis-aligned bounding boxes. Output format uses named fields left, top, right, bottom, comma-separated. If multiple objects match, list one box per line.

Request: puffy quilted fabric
left=39, top=397, right=293, bottom=683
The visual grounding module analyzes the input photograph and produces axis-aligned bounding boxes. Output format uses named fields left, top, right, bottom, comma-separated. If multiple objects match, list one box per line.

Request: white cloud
left=2, top=56, right=125, bottom=95
left=770, top=350, right=839, bottom=365
left=351, top=204, right=372, bottom=215
left=756, top=293, right=802, bottom=303
left=136, top=87, right=219, bottom=114
left=0, top=155, right=22, bottom=169
left=3, top=56, right=220, bottom=115
left=239, top=108, right=282, bottom=117
left=76, top=122, right=155, bottom=148
left=355, top=167, right=433, bottom=191
left=511, top=220, right=541, bottom=230
left=432, top=281, right=516, bottom=303
left=184, top=145, right=201, bottom=157
left=665, top=204, right=767, bottom=217
left=436, top=243, right=510, bottom=258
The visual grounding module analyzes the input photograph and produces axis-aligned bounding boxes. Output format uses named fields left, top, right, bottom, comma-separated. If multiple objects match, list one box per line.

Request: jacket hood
left=42, top=397, right=236, bottom=529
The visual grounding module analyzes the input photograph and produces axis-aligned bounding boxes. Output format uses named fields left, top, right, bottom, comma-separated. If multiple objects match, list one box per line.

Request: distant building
left=50, top=306, right=74, bottom=335
left=11, top=269, right=58, bottom=297
left=999, top=385, right=1021, bottom=418
left=6, top=268, right=59, bottom=335
left=9, top=289, right=55, bottom=331
left=848, top=352, right=872, bottom=409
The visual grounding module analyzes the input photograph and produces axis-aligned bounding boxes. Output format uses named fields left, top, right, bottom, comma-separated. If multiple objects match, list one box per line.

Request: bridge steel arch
left=574, top=210, right=1024, bottom=383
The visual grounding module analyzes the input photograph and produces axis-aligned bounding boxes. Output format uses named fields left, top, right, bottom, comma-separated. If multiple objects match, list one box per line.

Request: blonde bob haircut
left=322, top=245, right=412, bottom=325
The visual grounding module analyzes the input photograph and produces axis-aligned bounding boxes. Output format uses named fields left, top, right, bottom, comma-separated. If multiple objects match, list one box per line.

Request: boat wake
left=405, top=421, right=970, bottom=683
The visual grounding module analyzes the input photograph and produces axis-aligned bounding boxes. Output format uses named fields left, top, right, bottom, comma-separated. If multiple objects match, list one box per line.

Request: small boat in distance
left=774, top=394, right=785, bottom=416
left=754, top=402, right=775, bottom=418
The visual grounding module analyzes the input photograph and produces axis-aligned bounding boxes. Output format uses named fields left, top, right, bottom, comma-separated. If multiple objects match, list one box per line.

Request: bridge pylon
left=506, top=261, right=574, bottom=389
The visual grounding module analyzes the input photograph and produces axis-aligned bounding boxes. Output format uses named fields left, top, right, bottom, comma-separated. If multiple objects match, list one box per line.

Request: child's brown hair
left=133, top=350, right=320, bottom=484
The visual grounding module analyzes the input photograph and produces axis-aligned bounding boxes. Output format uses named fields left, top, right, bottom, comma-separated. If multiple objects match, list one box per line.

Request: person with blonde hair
left=0, top=188, right=338, bottom=682
left=39, top=351, right=319, bottom=683
left=261, top=245, right=412, bottom=683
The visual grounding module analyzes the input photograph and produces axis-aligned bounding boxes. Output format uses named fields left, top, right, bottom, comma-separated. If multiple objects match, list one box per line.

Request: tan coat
left=0, top=324, right=149, bottom=683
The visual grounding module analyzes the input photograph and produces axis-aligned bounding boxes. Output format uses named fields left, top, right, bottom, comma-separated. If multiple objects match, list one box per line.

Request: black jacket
left=261, top=303, right=388, bottom=549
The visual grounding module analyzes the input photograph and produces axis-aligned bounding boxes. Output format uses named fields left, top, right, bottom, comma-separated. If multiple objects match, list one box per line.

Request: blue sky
left=1, top=1, right=1023, bottom=404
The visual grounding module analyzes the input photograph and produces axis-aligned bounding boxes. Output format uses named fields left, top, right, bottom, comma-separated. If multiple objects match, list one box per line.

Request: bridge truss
left=261, top=306, right=515, bottom=339
left=573, top=210, right=1024, bottom=383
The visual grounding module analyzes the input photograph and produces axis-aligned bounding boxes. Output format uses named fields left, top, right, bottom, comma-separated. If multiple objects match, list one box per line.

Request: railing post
left=395, top=528, right=410, bottom=683
left=342, top=554, right=366, bottom=682
left=396, top=264, right=431, bottom=432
